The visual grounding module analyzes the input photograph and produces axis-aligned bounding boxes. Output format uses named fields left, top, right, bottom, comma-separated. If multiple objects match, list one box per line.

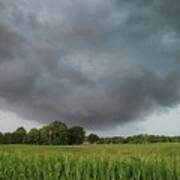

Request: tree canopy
left=0, top=121, right=85, bottom=145
left=87, top=133, right=99, bottom=144
left=0, top=121, right=179, bottom=145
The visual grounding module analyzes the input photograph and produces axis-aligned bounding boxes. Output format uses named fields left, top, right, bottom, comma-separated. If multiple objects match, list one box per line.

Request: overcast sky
left=0, top=0, right=180, bottom=135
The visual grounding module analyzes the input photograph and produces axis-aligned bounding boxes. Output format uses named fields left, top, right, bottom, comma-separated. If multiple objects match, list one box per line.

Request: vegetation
left=0, top=121, right=85, bottom=145
left=98, top=134, right=180, bottom=144
left=0, top=121, right=180, bottom=145
left=0, top=144, right=179, bottom=179
left=68, top=127, right=85, bottom=145
left=87, top=133, right=100, bottom=144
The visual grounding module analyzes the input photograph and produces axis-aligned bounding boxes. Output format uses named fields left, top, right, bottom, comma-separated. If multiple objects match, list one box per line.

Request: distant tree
left=40, top=121, right=69, bottom=145
left=87, top=133, right=99, bottom=144
left=3, top=132, right=13, bottom=144
left=69, top=127, right=85, bottom=145
left=12, top=127, right=27, bottom=144
left=0, top=132, right=4, bottom=144
left=39, top=126, right=49, bottom=145
left=27, top=128, right=40, bottom=144
left=1, top=121, right=180, bottom=145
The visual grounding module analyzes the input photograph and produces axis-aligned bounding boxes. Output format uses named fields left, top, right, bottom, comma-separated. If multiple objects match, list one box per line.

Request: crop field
left=0, top=143, right=179, bottom=180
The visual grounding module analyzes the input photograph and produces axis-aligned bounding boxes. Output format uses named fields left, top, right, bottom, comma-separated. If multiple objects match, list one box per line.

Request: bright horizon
left=1, top=104, right=180, bottom=136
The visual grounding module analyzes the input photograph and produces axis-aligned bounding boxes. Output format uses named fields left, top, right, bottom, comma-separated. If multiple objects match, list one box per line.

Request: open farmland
left=0, top=143, right=179, bottom=180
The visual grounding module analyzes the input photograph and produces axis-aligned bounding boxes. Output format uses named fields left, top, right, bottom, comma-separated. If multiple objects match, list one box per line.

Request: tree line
left=0, top=121, right=85, bottom=145
left=97, top=134, right=180, bottom=144
left=0, top=121, right=180, bottom=145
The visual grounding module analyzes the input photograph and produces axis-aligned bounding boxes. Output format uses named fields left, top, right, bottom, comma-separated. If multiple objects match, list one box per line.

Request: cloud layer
left=0, top=0, right=180, bottom=129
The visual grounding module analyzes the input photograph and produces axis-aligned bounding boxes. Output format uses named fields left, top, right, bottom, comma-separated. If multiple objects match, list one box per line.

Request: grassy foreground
left=0, top=143, right=180, bottom=180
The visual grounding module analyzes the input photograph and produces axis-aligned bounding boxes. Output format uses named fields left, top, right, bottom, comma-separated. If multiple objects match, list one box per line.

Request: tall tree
left=0, top=132, right=4, bottom=144
left=12, top=127, right=27, bottom=144
left=69, top=127, right=85, bottom=145
left=3, top=133, right=13, bottom=144
left=87, top=133, right=99, bottom=144
left=27, top=128, right=40, bottom=144
left=40, top=121, right=69, bottom=145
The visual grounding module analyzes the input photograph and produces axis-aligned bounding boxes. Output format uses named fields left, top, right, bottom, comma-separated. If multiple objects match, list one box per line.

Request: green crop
left=0, top=143, right=179, bottom=180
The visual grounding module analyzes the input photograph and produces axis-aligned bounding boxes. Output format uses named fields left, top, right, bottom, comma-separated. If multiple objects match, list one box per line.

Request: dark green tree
left=0, top=132, right=4, bottom=144
left=40, top=121, right=69, bottom=145
left=27, top=128, right=40, bottom=144
left=3, top=132, right=13, bottom=144
left=69, top=127, right=85, bottom=145
left=12, top=127, right=27, bottom=144
left=87, top=133, right=99, bottom=144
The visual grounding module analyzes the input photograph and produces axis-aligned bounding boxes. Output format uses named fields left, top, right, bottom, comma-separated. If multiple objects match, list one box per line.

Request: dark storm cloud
left=0, top=23, right=23, bottom=61
left=0, top=0, right=180, bottom=129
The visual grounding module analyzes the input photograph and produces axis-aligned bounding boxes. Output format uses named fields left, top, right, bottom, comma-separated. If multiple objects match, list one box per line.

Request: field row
left=0, top=143, right=179, bottom=180
left=0, top=155, right=179, bottom=180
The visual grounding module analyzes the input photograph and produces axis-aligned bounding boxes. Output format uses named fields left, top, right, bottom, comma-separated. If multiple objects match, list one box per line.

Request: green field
left=0, top=143, right=180, bottom=180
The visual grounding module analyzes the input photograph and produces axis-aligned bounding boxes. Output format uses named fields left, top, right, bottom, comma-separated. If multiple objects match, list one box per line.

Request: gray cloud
left=0, top=0, right=180, bottom=130
left=0, top=23, right=23, bottom=61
